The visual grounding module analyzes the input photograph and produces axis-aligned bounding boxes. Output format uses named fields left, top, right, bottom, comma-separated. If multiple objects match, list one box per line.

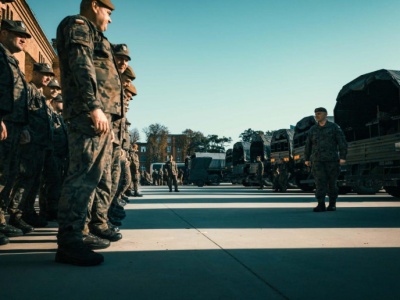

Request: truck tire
left=352, top=181, right=381, bottom=195
left=196, top=180, right=204, bottom=187
left=338, top=186, right=352, bottom=194
left=384, top=186, right=400, bottom=198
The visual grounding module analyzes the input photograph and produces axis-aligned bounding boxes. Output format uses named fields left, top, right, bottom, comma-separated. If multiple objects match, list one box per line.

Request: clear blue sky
left=27, top=0, right=400, bottom=147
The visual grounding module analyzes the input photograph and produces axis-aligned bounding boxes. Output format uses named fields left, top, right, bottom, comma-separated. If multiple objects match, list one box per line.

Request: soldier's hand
left=305, top=161, right=311, bottom=167
left=339, top=159, right=346, bottom=165
left=90, top=108, right=109, bottom=135
left=20, top=129, right=31, bottom=144
left=0, top=121, right=7, bottom=141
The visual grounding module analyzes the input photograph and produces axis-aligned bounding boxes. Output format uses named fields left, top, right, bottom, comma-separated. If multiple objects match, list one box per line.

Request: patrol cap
left=112, top=44, right=131, bottom=61
left=96, top=0, right=115, bottom=10
left=47, top=79, right=61, bottom=89
left=33, top=63, right=55, bottom=76
left=123, top=66, right=136, bottom=80
left=0, top=19, right=31, bottom=38
left=314, top=107, right=327, bottom=113
left=52, top=94, right=63, bottom=103
left=125, top=84, right=137, bottom=96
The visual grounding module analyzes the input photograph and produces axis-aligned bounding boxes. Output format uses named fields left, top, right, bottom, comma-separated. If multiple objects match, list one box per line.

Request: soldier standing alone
left=304, top=107, right=347, bottom=212
left=164, top=155, right=180, bottom=192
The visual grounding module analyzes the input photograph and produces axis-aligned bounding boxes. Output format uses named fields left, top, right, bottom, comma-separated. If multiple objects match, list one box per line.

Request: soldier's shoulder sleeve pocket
left=67, top=19, right=92, bottom=48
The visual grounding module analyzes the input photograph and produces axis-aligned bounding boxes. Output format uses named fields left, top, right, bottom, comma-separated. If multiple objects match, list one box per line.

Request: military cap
left=112, top=44, right=131, bottom=61
left=47, top=79, right=61, bottom=89
left=33, top=63, right=55, bottom=76
left=125, top=84, right=137, bottom=96
left=0, top=19, right=31, bottom=38
left=97, top=0, right=115, bottom=10
left=123, top=66, right=136, bottom=80
left=314, top=107, right=327, bottom=113
left=52, top=94, right=63, bottom=103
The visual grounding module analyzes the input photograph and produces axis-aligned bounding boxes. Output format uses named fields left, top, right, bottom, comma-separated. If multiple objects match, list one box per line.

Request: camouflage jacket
left=129, top=151, right=140, bottom=173
left=56, top=15, right=123, bottom=122
left=112, top=117, right=122, bottom=146
left=121, top=118, right=130, bottom=151
left=52, top=110, right=68, bottom=157
left=304, top=121, right=347, bottom=162
left=26, top=83, right=53, bottom=147
left=0, top=43, right=29, bottom=124
left=164, top=161, right=178, bottom=177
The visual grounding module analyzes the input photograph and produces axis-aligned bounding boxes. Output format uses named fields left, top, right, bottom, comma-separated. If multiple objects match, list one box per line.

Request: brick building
left=0, top=0, right=57, bottom=81
left=137, top=134, right=186, bottom=171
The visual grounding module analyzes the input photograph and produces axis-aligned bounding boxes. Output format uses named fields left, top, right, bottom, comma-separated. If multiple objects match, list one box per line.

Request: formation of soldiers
left=0, top=0, right=144, bottom=266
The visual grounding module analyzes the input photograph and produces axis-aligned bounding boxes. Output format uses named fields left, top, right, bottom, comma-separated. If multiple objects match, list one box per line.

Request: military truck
left=270, top=129, right=295, bottom=188
left=334, top=69, right=400, bottom=196
left=231, top=141, right=251, bottom=185
left=223, top=148, right=234, bottom=183
left=188, top=152, right=226, bottom=186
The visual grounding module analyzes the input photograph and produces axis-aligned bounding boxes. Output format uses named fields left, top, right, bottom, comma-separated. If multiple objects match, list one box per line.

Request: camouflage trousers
left=311, top=161, right=340, bottom=202
left=167, top=175, right=178, bottom=191
left=9, top=143, right=46, bottom=217
left=110, top=145, right=121, bottom=200
left=114, top=152, right=131, bottom=200
left=0, top=122, right=23, bottom=223
left=39, top=150, right=68, bottom=217
left=57, top=126, right=113, bottom=246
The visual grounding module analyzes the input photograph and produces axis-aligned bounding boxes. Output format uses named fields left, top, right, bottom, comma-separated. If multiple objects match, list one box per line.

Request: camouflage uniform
left=0, top=43, right=29, bottom=224
left=158, top=169, right=164, bottom=186
left=129, top=148, right=141, bottom=194
left=39, top=106, right=69, bottom=220
left=304, top=121, right=347, bottom=204
left=114, top=121, right=131, bottom=200
left=56, top=14, right=123, bottom=246
left=273, top=162, right=288, bottom=192
left=164, top=160, right=179, bottom=192
left=257, top=160, right=264, bottom=189
left=9, top=82, right=53, bottom=220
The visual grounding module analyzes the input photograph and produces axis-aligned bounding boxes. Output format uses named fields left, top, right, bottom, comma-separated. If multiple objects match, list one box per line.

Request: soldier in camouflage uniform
left=164, top=155, right=180, bottom=192
left=8, top=63, right=54, bottom=232
left=305, top=107, right=347, bottom=212
left=0, top=19, right=32, bottom=245
left=55, top=0, right=123, bottom=266
left=129, top=143, right=143, bottom=197
left=39, top=93, right=69, bottom=222
left=256, top=156, right=264, bottom=190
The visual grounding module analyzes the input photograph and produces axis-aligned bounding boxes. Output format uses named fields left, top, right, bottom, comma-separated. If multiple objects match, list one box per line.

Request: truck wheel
left=298, top=183, right=314, bottom=192
left=338, top=186, right=352, bottom=194
left=384, top=186, right=400, bottom=198
left=353, top=181, right=381, bottom=195
left=196, top=180, right=204, bottom=187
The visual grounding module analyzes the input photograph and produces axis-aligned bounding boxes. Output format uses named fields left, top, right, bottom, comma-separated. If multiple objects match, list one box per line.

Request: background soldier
left=55, top=0, right=122, bottom=266
left=256, top=156, right=264, bottom=190
left=8, top=63, right=54, bottom=231
left=129, top=143, right=143, bottom=197
left=164, top=155, right=180, bottom=192
left=305, top=107, right=348, bottom=212
left=273, top=158, right=288, bottom=192
left=0, top=19, right=32, bottom=245
left=157, top=168, right=164, bottom=186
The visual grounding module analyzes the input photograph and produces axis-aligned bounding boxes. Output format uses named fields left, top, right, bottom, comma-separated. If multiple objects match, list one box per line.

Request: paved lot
left=1, top=185, right=400, bottom=300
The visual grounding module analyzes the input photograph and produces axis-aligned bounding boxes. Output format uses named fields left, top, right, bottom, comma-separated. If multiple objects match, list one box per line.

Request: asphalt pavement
left=1, top=185, right=400, bottom=300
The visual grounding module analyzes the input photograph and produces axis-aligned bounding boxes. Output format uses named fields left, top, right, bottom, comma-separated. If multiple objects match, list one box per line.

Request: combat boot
left=83, top=233, right=110, bottom=250
left=0, top=223, right=23, bottom=237
left=91, top=228, right=122, bottom=242
left=107, top=221, right=120, bottom=232
left=313, top=201, right=326, bottom=212
left=8, top=215, right=34, bottom=234
left=55, top=243, right=104, bottom=266
left=133, top=192, right=143, bottom=197
left=22, top=212, right=48, bottom=228
left=0, top=232, right=10, bottom=245
left=327, top=199, right=336, bottom=211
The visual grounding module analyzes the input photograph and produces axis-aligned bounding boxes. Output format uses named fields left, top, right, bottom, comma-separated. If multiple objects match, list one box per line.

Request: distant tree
left=206, top=135, right=232, bottom=153
left=129, top=128, right=140, bottom=144
left=143, top=123, right=169, bottom=170
left=179, top=129, right=207, bottom=155
left=239, top=128, right=263, bottom=143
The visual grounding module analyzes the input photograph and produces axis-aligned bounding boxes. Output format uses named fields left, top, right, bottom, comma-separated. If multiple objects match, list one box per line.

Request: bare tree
left=143, top=123, right=169, bottom=170
left=129, top=128, right=140, bottom=144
